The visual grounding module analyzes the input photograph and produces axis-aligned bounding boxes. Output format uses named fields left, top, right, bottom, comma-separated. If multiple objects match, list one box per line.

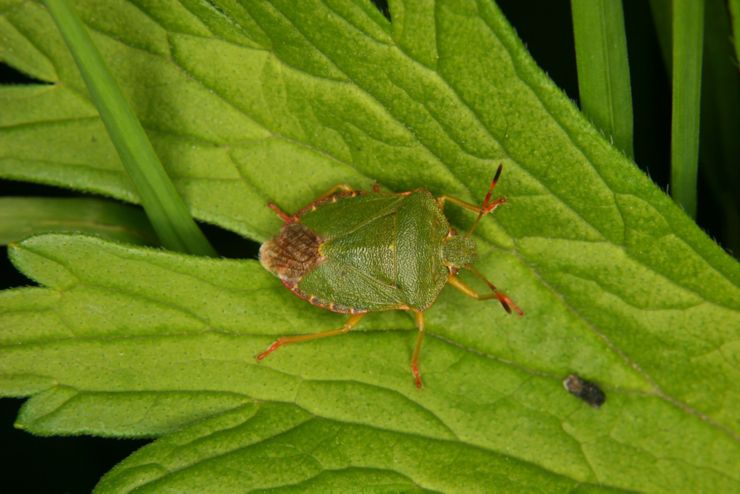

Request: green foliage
left=43, top=0, right=216, bottom=256
left=0, top=197, right=155, bottom=245
left=0, top=0, right=738, bottom=491
left=670, top=0, right=705, bottom=218
left=96, top=402, right=615, bottom=493
left=648, top=0, right=740, bottom=252
left=730, top=0, right=740, bottom=62
left=701, top=0, right=740, bottom=255
left=571, top=0, right=633, bottom=157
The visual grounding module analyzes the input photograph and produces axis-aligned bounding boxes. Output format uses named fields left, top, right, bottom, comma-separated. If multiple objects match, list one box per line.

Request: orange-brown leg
left=437, top=163, right=505, bottom=212
left=447, top=270, right=524, bottom=316
left=410, top=311, right=426, bottom=389
left=268, top=184, right=355, bottom=224
left=309, top=184, right=354, bottom=202
left=267, top=202, right=293, bottom=223
left=293, top=184, right=355, bottom=218
left=437, top=164, right=507, bottom=235
left=437, top=195, right=507, bottom=214
left=256, top=313, right=366, bottom=361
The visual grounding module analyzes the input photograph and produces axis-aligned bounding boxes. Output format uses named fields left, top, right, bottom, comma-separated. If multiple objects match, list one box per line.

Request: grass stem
left=44, top=0, right=217, bottom=256
left=572, top=0, right=634, bottom=157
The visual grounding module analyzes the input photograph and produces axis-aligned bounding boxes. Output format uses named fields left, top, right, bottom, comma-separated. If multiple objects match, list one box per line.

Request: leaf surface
left=2, top=230, right=737, bottom=492
left=95, top=402, right=618, bottom=493
left=0, top=0, right=739, bottom=492
left=0, top=197, right=155, bottom=245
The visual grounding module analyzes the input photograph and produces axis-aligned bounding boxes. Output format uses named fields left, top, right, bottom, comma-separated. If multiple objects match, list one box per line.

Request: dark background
left=0, top=0, right=735, bottom=491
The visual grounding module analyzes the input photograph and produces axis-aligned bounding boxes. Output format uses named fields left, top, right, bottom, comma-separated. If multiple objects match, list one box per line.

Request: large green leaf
left=6, top=233, right=737, bottom=492
left=1, top=0, right=738, bottom=491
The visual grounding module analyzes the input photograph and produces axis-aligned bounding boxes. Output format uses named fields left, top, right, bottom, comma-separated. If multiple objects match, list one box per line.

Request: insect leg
left=292, top=184, right=356, bottom=217
left=437, top=195, right=498, bottom=213
left=313, top=184, right=354, bottom=201
left=267, top=203, right=294, bottom=223
left=256, top=313, right=366, bottom=361
left=437, top=163, right=505, bottom=211
left=447, top=270, right=524, bottom=316
left=410, top=311, right=426, bottom=389
left=269, top=185, right=356, bottom=223
left=437, top=164, right=507, bottom=235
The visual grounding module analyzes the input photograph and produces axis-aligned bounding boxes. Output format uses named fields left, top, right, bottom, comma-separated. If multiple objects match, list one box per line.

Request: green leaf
left=1, top=1, right=739, bottom=492
left=95, top=403, right=615, bottom=493
left=0, top=197, right=156, bottom=245
left=571, top=0, right=634, bottom=157
left=6, top=233, right=738, bottom=493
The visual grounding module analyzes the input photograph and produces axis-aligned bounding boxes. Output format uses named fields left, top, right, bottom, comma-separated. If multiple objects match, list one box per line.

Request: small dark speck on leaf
left=563, top=374, right=606, bottom=408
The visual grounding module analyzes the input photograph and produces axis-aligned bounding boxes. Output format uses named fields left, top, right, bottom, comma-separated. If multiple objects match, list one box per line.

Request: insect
left=257, top=164, right=523, bottom=388
left=563, top=374, right=606, bottom=408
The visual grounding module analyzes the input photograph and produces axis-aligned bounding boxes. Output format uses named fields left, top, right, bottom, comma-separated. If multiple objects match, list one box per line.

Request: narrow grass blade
left=670, top=0, right=705, bottom=218
left=701, top=0, right=740, bottom=254
left=730, top=0, right=740, bottom=62
left=571, top=0, right=634, bottom=157
left=42, top=0, right=217, bottom=256
left=0, top=197, right=157, bottom=246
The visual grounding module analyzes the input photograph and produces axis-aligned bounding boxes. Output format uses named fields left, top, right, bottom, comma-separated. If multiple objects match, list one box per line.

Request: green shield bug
left=258, top=164, right=523, bottom=388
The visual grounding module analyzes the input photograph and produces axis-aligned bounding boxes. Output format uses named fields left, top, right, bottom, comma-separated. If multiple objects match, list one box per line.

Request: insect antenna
left=466, top=163, right=506, bottom=237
